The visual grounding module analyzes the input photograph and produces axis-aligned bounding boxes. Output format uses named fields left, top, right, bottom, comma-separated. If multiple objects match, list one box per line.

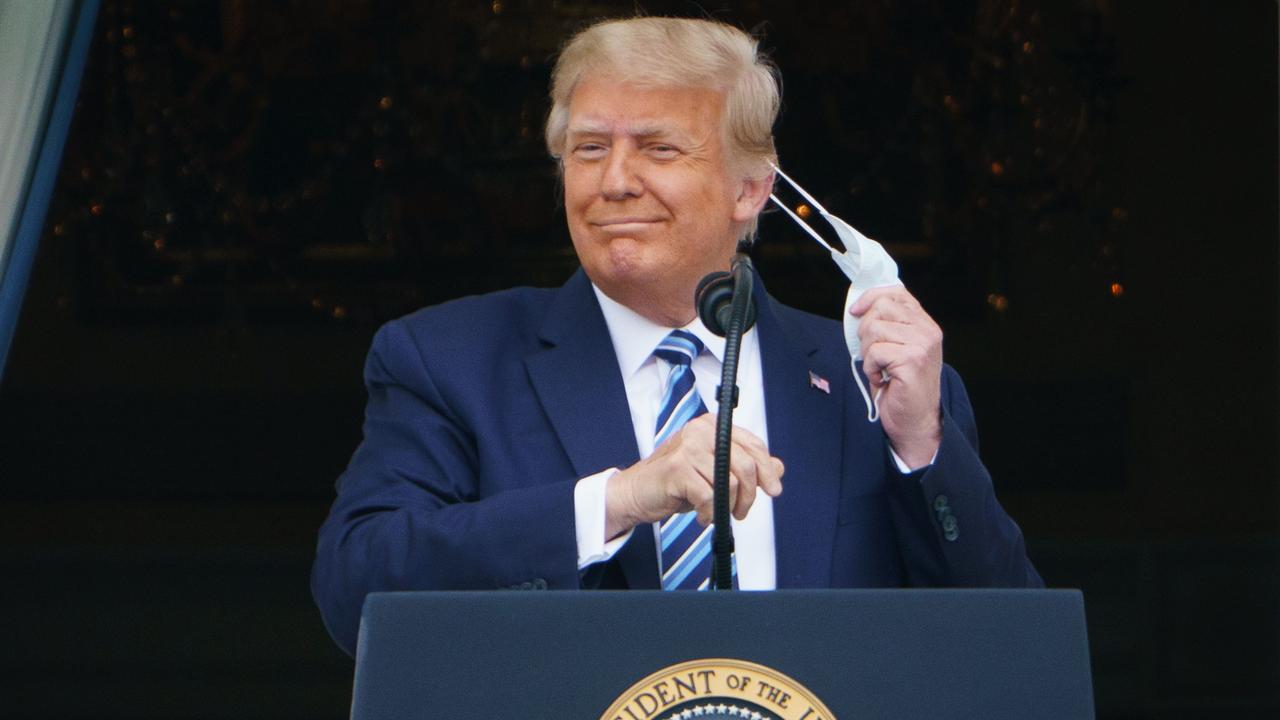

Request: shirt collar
left=592, top=284, right=734, bottom=377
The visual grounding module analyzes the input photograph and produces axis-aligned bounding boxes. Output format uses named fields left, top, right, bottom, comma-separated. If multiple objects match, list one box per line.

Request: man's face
left=562, top=75, right=764, bottom=326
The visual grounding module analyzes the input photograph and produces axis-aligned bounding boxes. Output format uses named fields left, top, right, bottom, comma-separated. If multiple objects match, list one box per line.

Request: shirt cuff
left=574, top=468, right=634, bottom=569
left=889, top=446, right=937, bottom=475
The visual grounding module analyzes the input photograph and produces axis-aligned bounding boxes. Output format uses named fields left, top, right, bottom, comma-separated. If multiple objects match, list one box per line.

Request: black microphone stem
left=711, top=252, right=754, bottom=591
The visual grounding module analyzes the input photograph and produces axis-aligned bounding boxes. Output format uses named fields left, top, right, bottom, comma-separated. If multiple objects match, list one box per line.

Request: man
left=312, top=17, right=1041, bottom=656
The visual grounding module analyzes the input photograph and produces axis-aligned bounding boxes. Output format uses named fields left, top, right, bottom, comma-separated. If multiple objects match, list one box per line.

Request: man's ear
left=731, top=169, right=775, bottom=223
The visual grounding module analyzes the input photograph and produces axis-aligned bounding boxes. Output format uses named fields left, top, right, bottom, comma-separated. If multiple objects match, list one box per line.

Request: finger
left=659, top=416, right=717, bottom=483
left=856, top=292, right=930, bottom=328
left=730, top=471, right=750, bottom=520
left=727, top=425, right=783, bottom=491
left=680, top=421, right=785, bottom=512
left=688, top=476, right=716, bottom=526
left=721, top=444, right=782, bottom=510
left=691, top=453, right=752, bottom=523
left=733, top=468, right=768, bottom=520
left=741, top=447, right=784, bottom=498
left=862, top=340, right=939, bottom=390
left=724, top=422, right=768, bottom=454
left=858, top=316, right=937, bottom=351
left=688, top=419, right=772, bottom=489
left=690, top=442, right=762, bottom=522
left=692, top=474, right=738, bottom=526
left=859, top=342, right=894, bottom=389
left=762, top=457, right=784, bottom=496
left=682, top=432, right=717, bottom=486
left=726, top=424, right=771, bottom=467
left=730, top=430, right=784, bottom=497
left=725, top=455, right=756, bottom=521
left=849, top=285, right=919, bottom=316
left=676, top=413, right=719, bottom=454
left=858, top=300, right=920, bottom=327
left=849, top=286, right=899, bottom=316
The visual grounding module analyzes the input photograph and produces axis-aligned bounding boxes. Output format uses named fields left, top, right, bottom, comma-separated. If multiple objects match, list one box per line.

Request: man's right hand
left=604, top=414, right=784, bottom=539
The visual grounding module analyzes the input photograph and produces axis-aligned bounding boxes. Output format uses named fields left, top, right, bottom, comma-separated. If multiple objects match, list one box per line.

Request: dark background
left=2, top=0, right=1277, bottom=717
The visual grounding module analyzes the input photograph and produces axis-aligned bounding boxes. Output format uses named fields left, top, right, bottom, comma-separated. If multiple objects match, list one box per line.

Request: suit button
left=934, top=495, right=949, bottom=512
left=532, top=578, right=548, bottom=590
left=941, top=513, right=958, bottom=542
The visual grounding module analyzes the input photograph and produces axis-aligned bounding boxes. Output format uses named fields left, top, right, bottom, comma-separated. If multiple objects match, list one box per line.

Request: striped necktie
left=653, top=330, right=734, bottom=591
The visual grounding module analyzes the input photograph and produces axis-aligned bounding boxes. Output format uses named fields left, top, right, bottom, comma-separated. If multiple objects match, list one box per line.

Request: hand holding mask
left=769, top=165, right=903, bottom=422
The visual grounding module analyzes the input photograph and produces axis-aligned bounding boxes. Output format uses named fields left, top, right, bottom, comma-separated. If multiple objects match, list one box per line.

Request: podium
left=350, top=589, right=1093, bottom=719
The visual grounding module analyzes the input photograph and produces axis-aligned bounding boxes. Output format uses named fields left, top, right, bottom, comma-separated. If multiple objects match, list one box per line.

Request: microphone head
left=695, top=271, right=734, bottom=337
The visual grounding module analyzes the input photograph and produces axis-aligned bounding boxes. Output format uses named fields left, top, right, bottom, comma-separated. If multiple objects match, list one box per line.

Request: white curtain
left=0, top=0, right=75, bottom=271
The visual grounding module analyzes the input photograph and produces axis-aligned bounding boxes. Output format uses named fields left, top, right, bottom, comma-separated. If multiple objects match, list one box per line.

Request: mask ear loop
left=770, top=163, right=887, bottom=422
left=771, top=163, right=835, bottom=217
left=768, top=164, right=837, bottom=253
left=853, top=362, right=885, bottom=423
left=767, top=201, right=836, bottom=253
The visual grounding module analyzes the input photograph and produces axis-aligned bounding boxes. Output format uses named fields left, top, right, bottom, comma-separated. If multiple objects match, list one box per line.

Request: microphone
left=693, top=248, right=756, bottom=590
left=695, top=257, right=756, bottom=337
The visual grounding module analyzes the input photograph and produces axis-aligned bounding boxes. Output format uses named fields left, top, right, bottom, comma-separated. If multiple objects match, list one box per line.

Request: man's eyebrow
left=566, top=119, right=687, bottom=141
left=627, top=123, right=678, bottom=138
left=566, top=119, right=612, bottom=136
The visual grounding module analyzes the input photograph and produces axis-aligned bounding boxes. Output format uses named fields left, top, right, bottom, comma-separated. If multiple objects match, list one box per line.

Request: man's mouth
left=592, top=218, right=662, bottom=231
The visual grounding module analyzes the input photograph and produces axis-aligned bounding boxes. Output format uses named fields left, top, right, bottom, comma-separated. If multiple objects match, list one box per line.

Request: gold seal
left=600, top=658, right=836, bottom=720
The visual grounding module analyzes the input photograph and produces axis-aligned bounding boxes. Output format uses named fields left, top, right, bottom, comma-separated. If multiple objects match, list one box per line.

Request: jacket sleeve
left=884, top=365, right=1044, bottom=588
left=310, top=319, right=582, bottom=656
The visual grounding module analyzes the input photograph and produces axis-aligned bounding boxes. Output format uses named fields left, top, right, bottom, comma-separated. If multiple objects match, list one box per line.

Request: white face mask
left=768, top=164, right=903, bottom=422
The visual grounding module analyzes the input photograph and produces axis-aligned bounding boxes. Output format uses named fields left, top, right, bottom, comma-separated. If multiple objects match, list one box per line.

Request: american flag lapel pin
left=808, top=370, right=831, bottom=394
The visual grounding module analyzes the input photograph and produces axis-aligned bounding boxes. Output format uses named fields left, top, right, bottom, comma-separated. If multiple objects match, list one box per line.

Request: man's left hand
left=849, top=286, right=943, bottom=470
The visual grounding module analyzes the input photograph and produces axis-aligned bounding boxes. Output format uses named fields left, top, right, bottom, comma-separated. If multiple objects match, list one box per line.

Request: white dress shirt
left=574, top=285, right=777, bottom=589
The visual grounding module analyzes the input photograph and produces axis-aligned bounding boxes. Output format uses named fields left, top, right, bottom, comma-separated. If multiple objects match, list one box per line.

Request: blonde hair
left=545, top=17, right=781, bottom=238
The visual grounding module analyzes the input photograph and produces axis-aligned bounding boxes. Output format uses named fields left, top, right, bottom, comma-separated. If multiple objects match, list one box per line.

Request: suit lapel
left=523, top=269, right=658, bottom=588
left=756, top=285, right=843, bottom=589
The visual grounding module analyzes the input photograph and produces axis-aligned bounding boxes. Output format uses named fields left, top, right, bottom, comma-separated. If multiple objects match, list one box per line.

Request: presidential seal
left=600, top=658, right=836, bottom=720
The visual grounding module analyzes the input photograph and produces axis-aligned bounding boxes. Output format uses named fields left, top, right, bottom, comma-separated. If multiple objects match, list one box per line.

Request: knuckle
left=695, top=482, right=714, bottom=505
left=664, top=476, right=688, bottom=504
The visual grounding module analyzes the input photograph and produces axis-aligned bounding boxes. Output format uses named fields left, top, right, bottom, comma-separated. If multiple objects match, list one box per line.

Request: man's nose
left=600, top=145, right=643, bottom=200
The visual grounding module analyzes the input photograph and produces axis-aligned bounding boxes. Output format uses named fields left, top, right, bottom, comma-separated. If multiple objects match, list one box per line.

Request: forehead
left=565, top=76, right=725, bottom=137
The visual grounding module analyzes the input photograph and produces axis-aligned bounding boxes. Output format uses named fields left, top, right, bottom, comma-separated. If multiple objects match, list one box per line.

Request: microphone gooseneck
left=694, top=251, right=755, bottom=590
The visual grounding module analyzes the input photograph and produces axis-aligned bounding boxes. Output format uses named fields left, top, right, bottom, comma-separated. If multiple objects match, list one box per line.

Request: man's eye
left=573, top=143, right=607, bottom=158
left=648, top=144, right=678, bottom=157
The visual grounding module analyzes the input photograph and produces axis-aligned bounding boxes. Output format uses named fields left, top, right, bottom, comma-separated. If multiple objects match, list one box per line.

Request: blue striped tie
left=653, top=330, right=735, bottom=591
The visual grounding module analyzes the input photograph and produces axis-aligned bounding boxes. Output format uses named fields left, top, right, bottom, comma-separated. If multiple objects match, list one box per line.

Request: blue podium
left=350, top=589, right=1093, bottom=719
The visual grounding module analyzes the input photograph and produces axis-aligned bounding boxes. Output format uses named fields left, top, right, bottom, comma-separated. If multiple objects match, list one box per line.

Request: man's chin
left=604, top=240, right=649, bottom=272
left=589, top=261, right=659, bottom=294
left=588, top=270, right=699, bottom=326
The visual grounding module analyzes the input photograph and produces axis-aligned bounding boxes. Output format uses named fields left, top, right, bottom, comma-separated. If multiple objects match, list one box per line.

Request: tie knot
left=653, top=329, right=703, bottom=366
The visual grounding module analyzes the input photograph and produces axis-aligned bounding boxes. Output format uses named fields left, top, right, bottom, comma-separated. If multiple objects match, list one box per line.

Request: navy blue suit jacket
left=312, top=269, right=1041, bottom=655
